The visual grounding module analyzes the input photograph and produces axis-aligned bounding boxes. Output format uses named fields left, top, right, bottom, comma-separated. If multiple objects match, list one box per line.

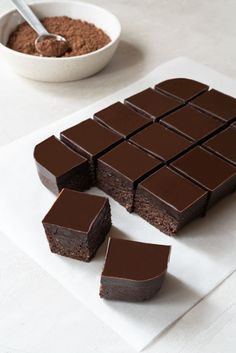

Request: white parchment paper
left=0, top=58, right=236, bottom=351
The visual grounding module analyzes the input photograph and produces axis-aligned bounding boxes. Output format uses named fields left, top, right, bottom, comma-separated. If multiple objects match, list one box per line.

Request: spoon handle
left=10, top=0, right=49, bottom=36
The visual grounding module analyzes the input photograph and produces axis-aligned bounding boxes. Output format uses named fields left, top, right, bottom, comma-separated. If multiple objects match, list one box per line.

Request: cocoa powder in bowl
left=7, top=16, right=111, bottom=57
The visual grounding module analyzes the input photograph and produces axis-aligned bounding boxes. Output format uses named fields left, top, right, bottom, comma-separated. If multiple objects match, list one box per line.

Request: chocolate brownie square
left=171, top=146, right=236, bottom=208
left=42, top=189, right=111, bottom=262
left=60, top=119, right=123, bottom=181
left=97, top=141, right=162, bottom=212
left=190, top=89, right=236, bottom=123
left=34, top=136, right=91, bottom=194
left=94, top=101, right=151, bottom=138
left=100, top=238, right=171, bottom=301
left=130, top=123, right=192, bottom=162
left=160, top=106, right=223, bottom=142
left=155, top=78, right=208, bottom=103
left=203, top=126, right=236, bottom=166
left=134, top=167, right=208, bottom=235
left=124, top=88, right=183, bottom=121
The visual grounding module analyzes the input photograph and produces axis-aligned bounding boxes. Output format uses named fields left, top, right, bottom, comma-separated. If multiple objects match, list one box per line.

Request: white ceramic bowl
left=0, top=1, right=121, bottom=82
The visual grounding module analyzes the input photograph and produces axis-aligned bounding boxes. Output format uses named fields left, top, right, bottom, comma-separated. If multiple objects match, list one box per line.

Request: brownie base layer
left=58, top=168, right=92, bottom=193
left=134, top=189, right=180, bottom=235
left=43, top=200, right=111, bottom=262
left=99, top=274, right=165, bottom=302
left=134, top=187, right=207, bottom=235
left=97, top=161, right=134, bottom=212
left=36, top=162, right=92, bottom=195
left=60, top=135, right=96, bottom=184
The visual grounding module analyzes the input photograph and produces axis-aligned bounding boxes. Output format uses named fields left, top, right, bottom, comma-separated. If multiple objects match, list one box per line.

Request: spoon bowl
left=0, top=1, right=121, bottom=82
left=10, top=0, right=69, bottom=57
left=35, top=33, right=69, bottom=57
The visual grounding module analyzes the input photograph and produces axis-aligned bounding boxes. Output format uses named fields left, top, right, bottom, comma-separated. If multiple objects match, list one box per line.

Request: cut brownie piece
left=134, top=167, right=208, bottom=235
left=60, top=119, right=123, bottom=182
left=203, top=126, right=236, bottom=166
left=97, top=141, right=162, bottom=212
left=42, top=189, right=111, bottom=262
left=171, top=146, right=236, bottom=208
left=189, top=89, right=236, bottom=123
left=124, top=88, right=183, bottom=121
left=34, top=136, right=91, bottom=195
left=155, top=78, right=208, bottom=103
left=130, top=123, right=192, bottom=163
left=93, top=101, right=151, bottom=138
left=100, top=238, right=171, bottom=301
left=160, top=106, right=223, bottom=143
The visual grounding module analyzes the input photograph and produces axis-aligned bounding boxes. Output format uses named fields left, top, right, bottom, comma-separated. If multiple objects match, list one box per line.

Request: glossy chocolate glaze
left=43, top=188, right=108, bottom=233
left=130, top=123, right=192, bottom=162
left=98, top=141, right=162, bottom=185
left=155, top=78, right=208, bottom=103
left=171, top=146, right=236, bottom=207
left=137, top=166, right=208, bottom=216
left=190, top=89, right=236, bottom=123
left=102, top=238, right=171, bottom=282
left=161, top=106, right=223, bottom=142
left=124, top=88, right=183, bottom=121
left=203, top=127, right=236, bottom=166
left=60, top=119, right=123, bottom=161
left=34, top=135, right=88, bottom=177
left=94, top=101, right=151, bottom=138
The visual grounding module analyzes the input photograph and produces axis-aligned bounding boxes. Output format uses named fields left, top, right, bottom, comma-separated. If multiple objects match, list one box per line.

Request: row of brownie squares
left=34, top=78, right=236, bottom=235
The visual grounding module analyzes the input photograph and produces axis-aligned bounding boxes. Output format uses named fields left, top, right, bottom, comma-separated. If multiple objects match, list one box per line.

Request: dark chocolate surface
left=98, top=141, right=162, bottom=185
left=43, top=188, right=108, bottom=233
left=171, top=146, right=236, bottom=200
left=34, top=135, right=88, bottom=177
left=130, top=123, right=192, bottom=162
left=161, top=106, right=223, bottom=142
left=94, top=102, right=151, bottom=138
left=190, top=89, right=236, bottom=123
left=60, top=119, right=123, bottom=160
left=138, top=167, right=207, bottom=213
left=155, top=78, right=208, bottom=103
left=102, top=238, right=170, bottom=281
left=124, top=88, right=183, bottom=121
left=203, top=127, right=236, bottom=166
left=134, top=166, right=208, bottom=234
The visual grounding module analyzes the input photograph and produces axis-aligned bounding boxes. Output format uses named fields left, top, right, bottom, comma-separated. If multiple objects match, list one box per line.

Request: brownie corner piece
left=155, top=78, right=209, bottom=103
left=34, top=135, right=91, bottom=194
left=97, top=141, right=162, bottom=212
left=100, top=238, right=171, bottom=301
left=134, top=166, right=208, bottom=235
left=42, top=189, right=111, bottom=262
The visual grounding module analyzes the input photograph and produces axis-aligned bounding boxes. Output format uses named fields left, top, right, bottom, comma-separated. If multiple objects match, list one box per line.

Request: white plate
left=0, top=57, right=236, bottom=351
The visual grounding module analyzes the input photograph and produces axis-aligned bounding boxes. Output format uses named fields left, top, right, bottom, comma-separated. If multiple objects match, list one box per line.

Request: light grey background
left=0, top=1, right=236, bottom=353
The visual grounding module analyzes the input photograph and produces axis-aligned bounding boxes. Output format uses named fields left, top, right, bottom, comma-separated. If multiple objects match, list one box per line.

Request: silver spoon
left=10, top=0, right=69, bottom=57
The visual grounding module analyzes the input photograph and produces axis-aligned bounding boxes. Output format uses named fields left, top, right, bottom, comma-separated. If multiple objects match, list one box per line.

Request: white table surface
left=0, top=1, right=236, bottom=352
